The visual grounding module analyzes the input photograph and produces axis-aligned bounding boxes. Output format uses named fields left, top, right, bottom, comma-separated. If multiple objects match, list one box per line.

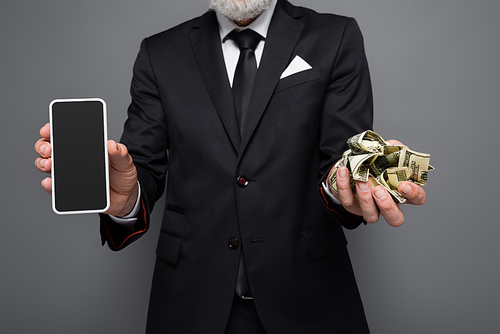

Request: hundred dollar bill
left=385, top=167, right=412, bottom=190
left=370, top=151, right=400, bottom=179
left=354, top=165, right=370, bottom=182
left=349, top=152, right=380, bottom=181
left=328, top=130, right=433, bottom=203
left=398, top=147, right=430, bottom=185
left=369, top=174, right=407, bottom=204
left=347, top=130, right=387, bottom=154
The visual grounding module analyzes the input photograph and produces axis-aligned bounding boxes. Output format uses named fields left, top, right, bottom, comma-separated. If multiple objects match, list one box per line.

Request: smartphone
left=49, top=98, right=110, bottom=214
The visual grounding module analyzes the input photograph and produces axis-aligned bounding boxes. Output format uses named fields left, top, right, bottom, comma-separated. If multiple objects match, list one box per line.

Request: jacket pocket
left=275, top=67, right=322, bottom=93
left=155, top=205, right=185, bottom=265
left=156, top=231, right=182, bottom=265
left=302, top=223, right=347, bottom=260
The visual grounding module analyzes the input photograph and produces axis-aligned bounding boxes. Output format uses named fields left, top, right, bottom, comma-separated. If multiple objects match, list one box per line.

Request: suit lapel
left=189, top=2, right=304, bottom=157
left=190, top=11, right=241, bottom=152
left=238, top=1, right=304, bottom=159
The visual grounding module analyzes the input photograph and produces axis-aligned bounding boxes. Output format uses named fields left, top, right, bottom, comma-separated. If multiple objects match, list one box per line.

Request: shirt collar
left=215, top=0, right=277, bottom=41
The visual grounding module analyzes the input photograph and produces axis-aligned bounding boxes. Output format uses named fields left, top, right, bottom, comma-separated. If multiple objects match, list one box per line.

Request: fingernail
left=373, top=187, right=387, bottom=200
left=40, top=145, right=47, bottom=155
left=339, top=167, right=347, bottom=179
left=358, top=181, right=371, bottom=192
left=400, top=183, right=412, bottom=196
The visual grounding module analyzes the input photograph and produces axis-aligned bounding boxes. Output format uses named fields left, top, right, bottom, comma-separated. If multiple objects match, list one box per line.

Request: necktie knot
left=228, top=29, right=262, bottom=51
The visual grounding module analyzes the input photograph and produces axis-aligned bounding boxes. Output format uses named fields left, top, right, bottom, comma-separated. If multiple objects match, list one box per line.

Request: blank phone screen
left=50, top=99, right=109, bottom=214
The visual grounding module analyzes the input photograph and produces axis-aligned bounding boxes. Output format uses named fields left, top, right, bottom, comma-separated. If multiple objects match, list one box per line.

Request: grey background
left=1, top=0, right=498, bottom=333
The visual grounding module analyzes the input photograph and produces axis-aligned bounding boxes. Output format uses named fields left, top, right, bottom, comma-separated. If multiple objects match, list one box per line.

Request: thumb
left=107, top=140, right=134, bottom=172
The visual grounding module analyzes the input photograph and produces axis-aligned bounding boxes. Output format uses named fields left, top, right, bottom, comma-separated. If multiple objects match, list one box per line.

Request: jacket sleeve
left=317, top=17, right=373, bottom=229
left=100, top=37, right=169, bottom=250
left=318, top=182, right=366, bottom=229
left=99, top=196, right=149, bottom=251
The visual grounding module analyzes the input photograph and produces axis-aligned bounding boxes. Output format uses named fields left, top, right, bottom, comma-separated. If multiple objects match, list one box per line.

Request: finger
left=34, top=138, right=51, bottom=158
left=106, top=140, right=139, bottom=217
left=355, top=181, right=380, bottom=224
left=41, top=177, right=52, bottom=195
left=336, top=167, right=360, bottom=215
left=40, top=123, right=51, bottom=140
left=372, top=186, right=404, bottom=227
left=108, top=140, right=134, bottom=172
left=35, top=157, right=52, bottom=173
left=398, top=181, right=426, bottom=206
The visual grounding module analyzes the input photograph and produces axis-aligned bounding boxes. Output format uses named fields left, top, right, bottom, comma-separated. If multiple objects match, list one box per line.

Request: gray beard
left=209, top=0, right=273, bottom=23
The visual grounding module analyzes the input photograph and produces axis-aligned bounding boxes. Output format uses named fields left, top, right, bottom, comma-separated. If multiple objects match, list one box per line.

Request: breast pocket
left=156, top=205, right=186, bottom=265
left=275, top=67, right=322, bottom=93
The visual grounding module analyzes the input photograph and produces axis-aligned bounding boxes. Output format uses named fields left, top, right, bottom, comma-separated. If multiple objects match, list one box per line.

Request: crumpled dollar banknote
left=329, top=130, right=434, bottom=203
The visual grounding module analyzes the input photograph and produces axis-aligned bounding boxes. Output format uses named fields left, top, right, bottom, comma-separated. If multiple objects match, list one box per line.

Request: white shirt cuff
left=322, top=181, right=341, bottom=205
left=108, top=181, right=141, bottom=230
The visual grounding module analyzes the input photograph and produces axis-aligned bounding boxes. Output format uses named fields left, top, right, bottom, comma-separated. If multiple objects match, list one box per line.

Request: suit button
left=228, top=237, right=239, bottom=249
left=237, top=176, right=249, bottom=188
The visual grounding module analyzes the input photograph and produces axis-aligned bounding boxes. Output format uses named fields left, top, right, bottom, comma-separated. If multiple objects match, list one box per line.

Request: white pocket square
left=280, top=55, right=312, bottom=79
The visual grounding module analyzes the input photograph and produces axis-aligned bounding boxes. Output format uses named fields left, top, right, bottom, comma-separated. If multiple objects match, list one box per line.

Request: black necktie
left=229, top=29, right=262, bottom=137
left=228, top=29, right=262, bottom=298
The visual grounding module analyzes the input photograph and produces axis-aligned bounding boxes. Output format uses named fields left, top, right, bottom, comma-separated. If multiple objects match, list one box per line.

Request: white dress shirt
left=216, top=0, right=277, bottom=86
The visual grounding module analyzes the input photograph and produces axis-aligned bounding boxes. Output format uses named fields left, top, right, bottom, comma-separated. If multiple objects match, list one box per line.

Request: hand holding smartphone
left=49, top=98, right=110, bottom=214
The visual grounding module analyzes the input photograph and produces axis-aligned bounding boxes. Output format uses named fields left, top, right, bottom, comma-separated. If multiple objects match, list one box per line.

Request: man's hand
left=34, top=123, right=139, bottom=218
left=327, top=139, right=427, bottom=227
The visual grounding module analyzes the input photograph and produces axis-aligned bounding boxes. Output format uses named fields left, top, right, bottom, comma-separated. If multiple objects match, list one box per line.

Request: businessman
left=35, top=0, right=426, bottom=332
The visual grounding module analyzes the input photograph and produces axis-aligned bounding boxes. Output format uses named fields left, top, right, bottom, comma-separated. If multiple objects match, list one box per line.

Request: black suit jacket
left=101, top=1, right=373, bottom=333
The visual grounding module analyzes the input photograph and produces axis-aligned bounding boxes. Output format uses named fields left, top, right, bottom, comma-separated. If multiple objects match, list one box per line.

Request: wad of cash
left=329, top=130, right=434, bottom=203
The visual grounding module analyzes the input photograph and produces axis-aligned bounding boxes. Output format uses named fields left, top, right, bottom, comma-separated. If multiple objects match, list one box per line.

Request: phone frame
left=49, top=98, right=110, bottom=215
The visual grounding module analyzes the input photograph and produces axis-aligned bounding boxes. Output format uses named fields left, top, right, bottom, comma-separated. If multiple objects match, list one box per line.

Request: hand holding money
left=330, top=130, right=433, bottom=203
left=328, top=131, right=430, bottom=227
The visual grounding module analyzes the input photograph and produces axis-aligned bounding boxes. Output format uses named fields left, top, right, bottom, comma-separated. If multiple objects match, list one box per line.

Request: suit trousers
left=225, top=294, right=267, bottom=334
